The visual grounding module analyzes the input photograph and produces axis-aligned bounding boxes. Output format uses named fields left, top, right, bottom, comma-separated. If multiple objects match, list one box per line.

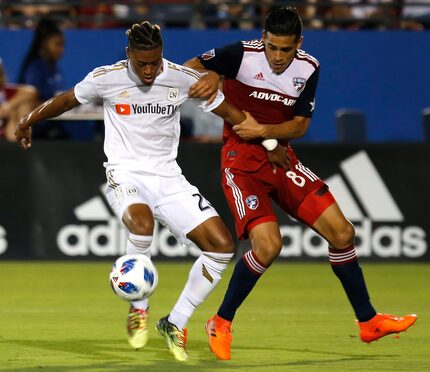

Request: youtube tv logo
left=115, top=104, right=131, bottom=115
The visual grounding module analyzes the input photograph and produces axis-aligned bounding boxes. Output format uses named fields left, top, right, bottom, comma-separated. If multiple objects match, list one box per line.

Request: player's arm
left=211, top=101, right=290, bottom=171
left=185, top=42, right=243, bottom=100
left=211, top=99, right=248, bottom=126
left=15, top=88, right=80, bottom=149
left=185, top=58, right=220, bottom=100
left=234, top=115, right=311, bottom=141
left=233, top=66, right=320, bottom=141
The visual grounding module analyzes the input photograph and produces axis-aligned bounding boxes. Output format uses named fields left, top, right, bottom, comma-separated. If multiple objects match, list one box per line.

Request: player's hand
left=15, top=121, right=32, bottom=150
left=188, top=71, right=220, bottom=103
left=267, top=145, right=291, bottom=173
left=233, top=111, right=264, bottom=140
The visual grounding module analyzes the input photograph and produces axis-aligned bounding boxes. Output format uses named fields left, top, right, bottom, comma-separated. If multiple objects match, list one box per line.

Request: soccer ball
left=109, top=254, right=158, bottom=301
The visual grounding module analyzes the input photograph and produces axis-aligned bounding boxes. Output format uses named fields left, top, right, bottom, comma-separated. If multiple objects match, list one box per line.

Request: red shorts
left=221, top=147, right=334, bottom=239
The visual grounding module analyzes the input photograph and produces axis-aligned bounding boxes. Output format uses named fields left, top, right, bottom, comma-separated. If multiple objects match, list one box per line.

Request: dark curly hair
left=126, top=21, right=163, bottom=51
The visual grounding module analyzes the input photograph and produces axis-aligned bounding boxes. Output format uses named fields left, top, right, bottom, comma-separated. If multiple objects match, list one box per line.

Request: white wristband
left=261, top=139, right=278, bottom=151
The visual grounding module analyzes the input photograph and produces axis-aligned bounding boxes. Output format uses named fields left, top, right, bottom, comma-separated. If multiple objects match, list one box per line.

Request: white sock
left=168, top=251, right=233, bottom=329
left=126, top=233, right=152, bottom=257
left=126, top=233, right=152, bottom=311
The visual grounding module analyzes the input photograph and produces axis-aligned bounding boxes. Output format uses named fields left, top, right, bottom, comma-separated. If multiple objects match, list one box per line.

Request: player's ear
left=126, top=47, right=130, bottom=59
left=262, top=30, right=267, bottom=41
left=297, top=36, right=304, bottom=49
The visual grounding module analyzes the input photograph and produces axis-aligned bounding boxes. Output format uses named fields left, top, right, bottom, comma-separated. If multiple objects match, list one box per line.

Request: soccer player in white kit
left=15, top=21, right=271, bottom=362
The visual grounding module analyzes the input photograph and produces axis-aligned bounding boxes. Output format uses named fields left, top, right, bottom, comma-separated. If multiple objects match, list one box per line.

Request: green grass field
left=0, top=261, right=429, bottom=371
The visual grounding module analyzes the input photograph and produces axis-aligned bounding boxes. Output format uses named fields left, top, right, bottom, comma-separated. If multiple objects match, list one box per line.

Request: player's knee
left=207, top=232, right=235, bottom=254
left=330, top=221, right=355, bottom=249
left=126, top=218, right=154, bottom=236
left=122, top=204, right=154, bottom=235
left=252, top=234, right=282, bottom=266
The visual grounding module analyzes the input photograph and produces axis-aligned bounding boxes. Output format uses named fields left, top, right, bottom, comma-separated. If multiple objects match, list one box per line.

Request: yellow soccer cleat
left=156, top=316, right=188, bottom=361
left=127, top=305, right=149, bottom=349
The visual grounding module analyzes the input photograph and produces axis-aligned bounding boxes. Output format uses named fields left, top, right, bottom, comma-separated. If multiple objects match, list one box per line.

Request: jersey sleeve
left=74, top=71, right=101, bottom=104
left=195, top=90, right=225, bottom=112
left=294, top=66, right=320, bottom=118
left=182, top=65, right=226, bottom=112
left=197, top=41, right=244, bottom=79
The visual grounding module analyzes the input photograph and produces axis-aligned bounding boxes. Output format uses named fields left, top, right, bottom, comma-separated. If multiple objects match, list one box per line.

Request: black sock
left=329, top=245, right=376, bottom=322
left=218, top=250, right=267, bottom=321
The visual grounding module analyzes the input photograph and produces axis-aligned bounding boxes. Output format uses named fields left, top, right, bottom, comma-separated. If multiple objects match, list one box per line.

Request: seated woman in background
left=0, top=57, right=37, bottom=142
left=18, top=18, right=66, bottom=139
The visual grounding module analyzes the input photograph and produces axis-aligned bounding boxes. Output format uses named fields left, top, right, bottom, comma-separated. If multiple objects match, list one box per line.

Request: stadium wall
left=1, top=30, right=429, bottom=142
left=0, top=142, right=428, bottom=261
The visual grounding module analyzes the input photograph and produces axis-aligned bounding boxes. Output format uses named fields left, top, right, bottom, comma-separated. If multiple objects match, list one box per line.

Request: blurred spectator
left=296, top=0, right=320, bottom=29
left=199, top=0, right=256, bottom=29
left=77, top=2, right=122, bottom=29
left=112, top=2, right=150, bottom=27
left=149, top=0, right=195, bottom=28
left=402, top=0, right=430, bottom=29
left=17, top=17, right=67, bottom=139
left=323, top=0, right=400, bottom=30
left=252, top=0, right=274, bottom=28
left=0, top=57, right=37, bottom=142
left=3, top=0, right=77, bottom=29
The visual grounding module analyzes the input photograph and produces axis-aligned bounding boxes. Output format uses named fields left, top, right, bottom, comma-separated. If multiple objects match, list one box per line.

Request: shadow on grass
left=0, top=337, right=396, bottom=371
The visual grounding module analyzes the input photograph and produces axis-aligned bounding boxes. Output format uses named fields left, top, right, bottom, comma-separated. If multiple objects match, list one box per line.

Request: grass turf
left=0, top=261, right=428, bottom=371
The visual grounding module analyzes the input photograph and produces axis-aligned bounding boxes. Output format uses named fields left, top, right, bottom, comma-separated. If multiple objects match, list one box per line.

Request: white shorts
left=105, top=169, right=219, bottom=245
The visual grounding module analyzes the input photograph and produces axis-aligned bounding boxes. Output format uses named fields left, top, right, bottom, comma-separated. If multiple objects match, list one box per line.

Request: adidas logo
left=279, top=151, right=426, bottom=259
left=57, top=184, right=201, bottom=258
left=253, top=72, right=265, bottom=81
left=325, top=151, right=403, bottom=222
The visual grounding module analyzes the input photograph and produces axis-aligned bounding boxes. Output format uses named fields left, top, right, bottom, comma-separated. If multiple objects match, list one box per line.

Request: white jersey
left=74, top=58, right=224, bottom=176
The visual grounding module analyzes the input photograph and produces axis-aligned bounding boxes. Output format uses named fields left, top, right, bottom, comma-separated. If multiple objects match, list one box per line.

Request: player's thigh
left=105, top=169, right=155, bottom=228
left=222, top=167, right=276, bottom=240
left=154, top=176, right=219, bottom=247
left=276, top=155, right=327, bottom=223
left=312, top=201, right=355, bottom=247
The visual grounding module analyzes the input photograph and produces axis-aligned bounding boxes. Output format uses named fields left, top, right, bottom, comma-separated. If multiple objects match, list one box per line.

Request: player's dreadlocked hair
left=126, top=21, right=163, bottom=51
left=264, top=7, right=302, bottom=42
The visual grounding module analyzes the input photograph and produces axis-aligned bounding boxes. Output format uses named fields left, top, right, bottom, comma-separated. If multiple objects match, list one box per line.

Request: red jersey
left=198, top=40, right=320, bottom=172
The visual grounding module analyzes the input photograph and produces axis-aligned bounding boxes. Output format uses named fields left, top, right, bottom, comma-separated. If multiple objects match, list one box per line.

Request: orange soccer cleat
left=206, top=314, right=233, bottom=360
left=357, top=313, right=417, bottom=343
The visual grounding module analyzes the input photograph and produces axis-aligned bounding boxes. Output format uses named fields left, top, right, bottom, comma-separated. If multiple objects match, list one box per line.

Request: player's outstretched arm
left=15, top=88, right=80, bottom=150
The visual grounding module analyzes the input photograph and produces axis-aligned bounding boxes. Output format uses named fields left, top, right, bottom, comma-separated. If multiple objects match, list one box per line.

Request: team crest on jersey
left=246, top=195, right=259, bottom=210
left=293, top=77, right=306, bottom=92
left=201, top=49, right=215, bottom=60
left=168, top=88, right=179, bottom=102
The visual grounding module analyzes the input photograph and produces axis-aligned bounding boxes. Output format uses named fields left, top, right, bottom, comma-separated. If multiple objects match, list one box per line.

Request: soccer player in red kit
left=185, top=7, right=417, bottom=360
